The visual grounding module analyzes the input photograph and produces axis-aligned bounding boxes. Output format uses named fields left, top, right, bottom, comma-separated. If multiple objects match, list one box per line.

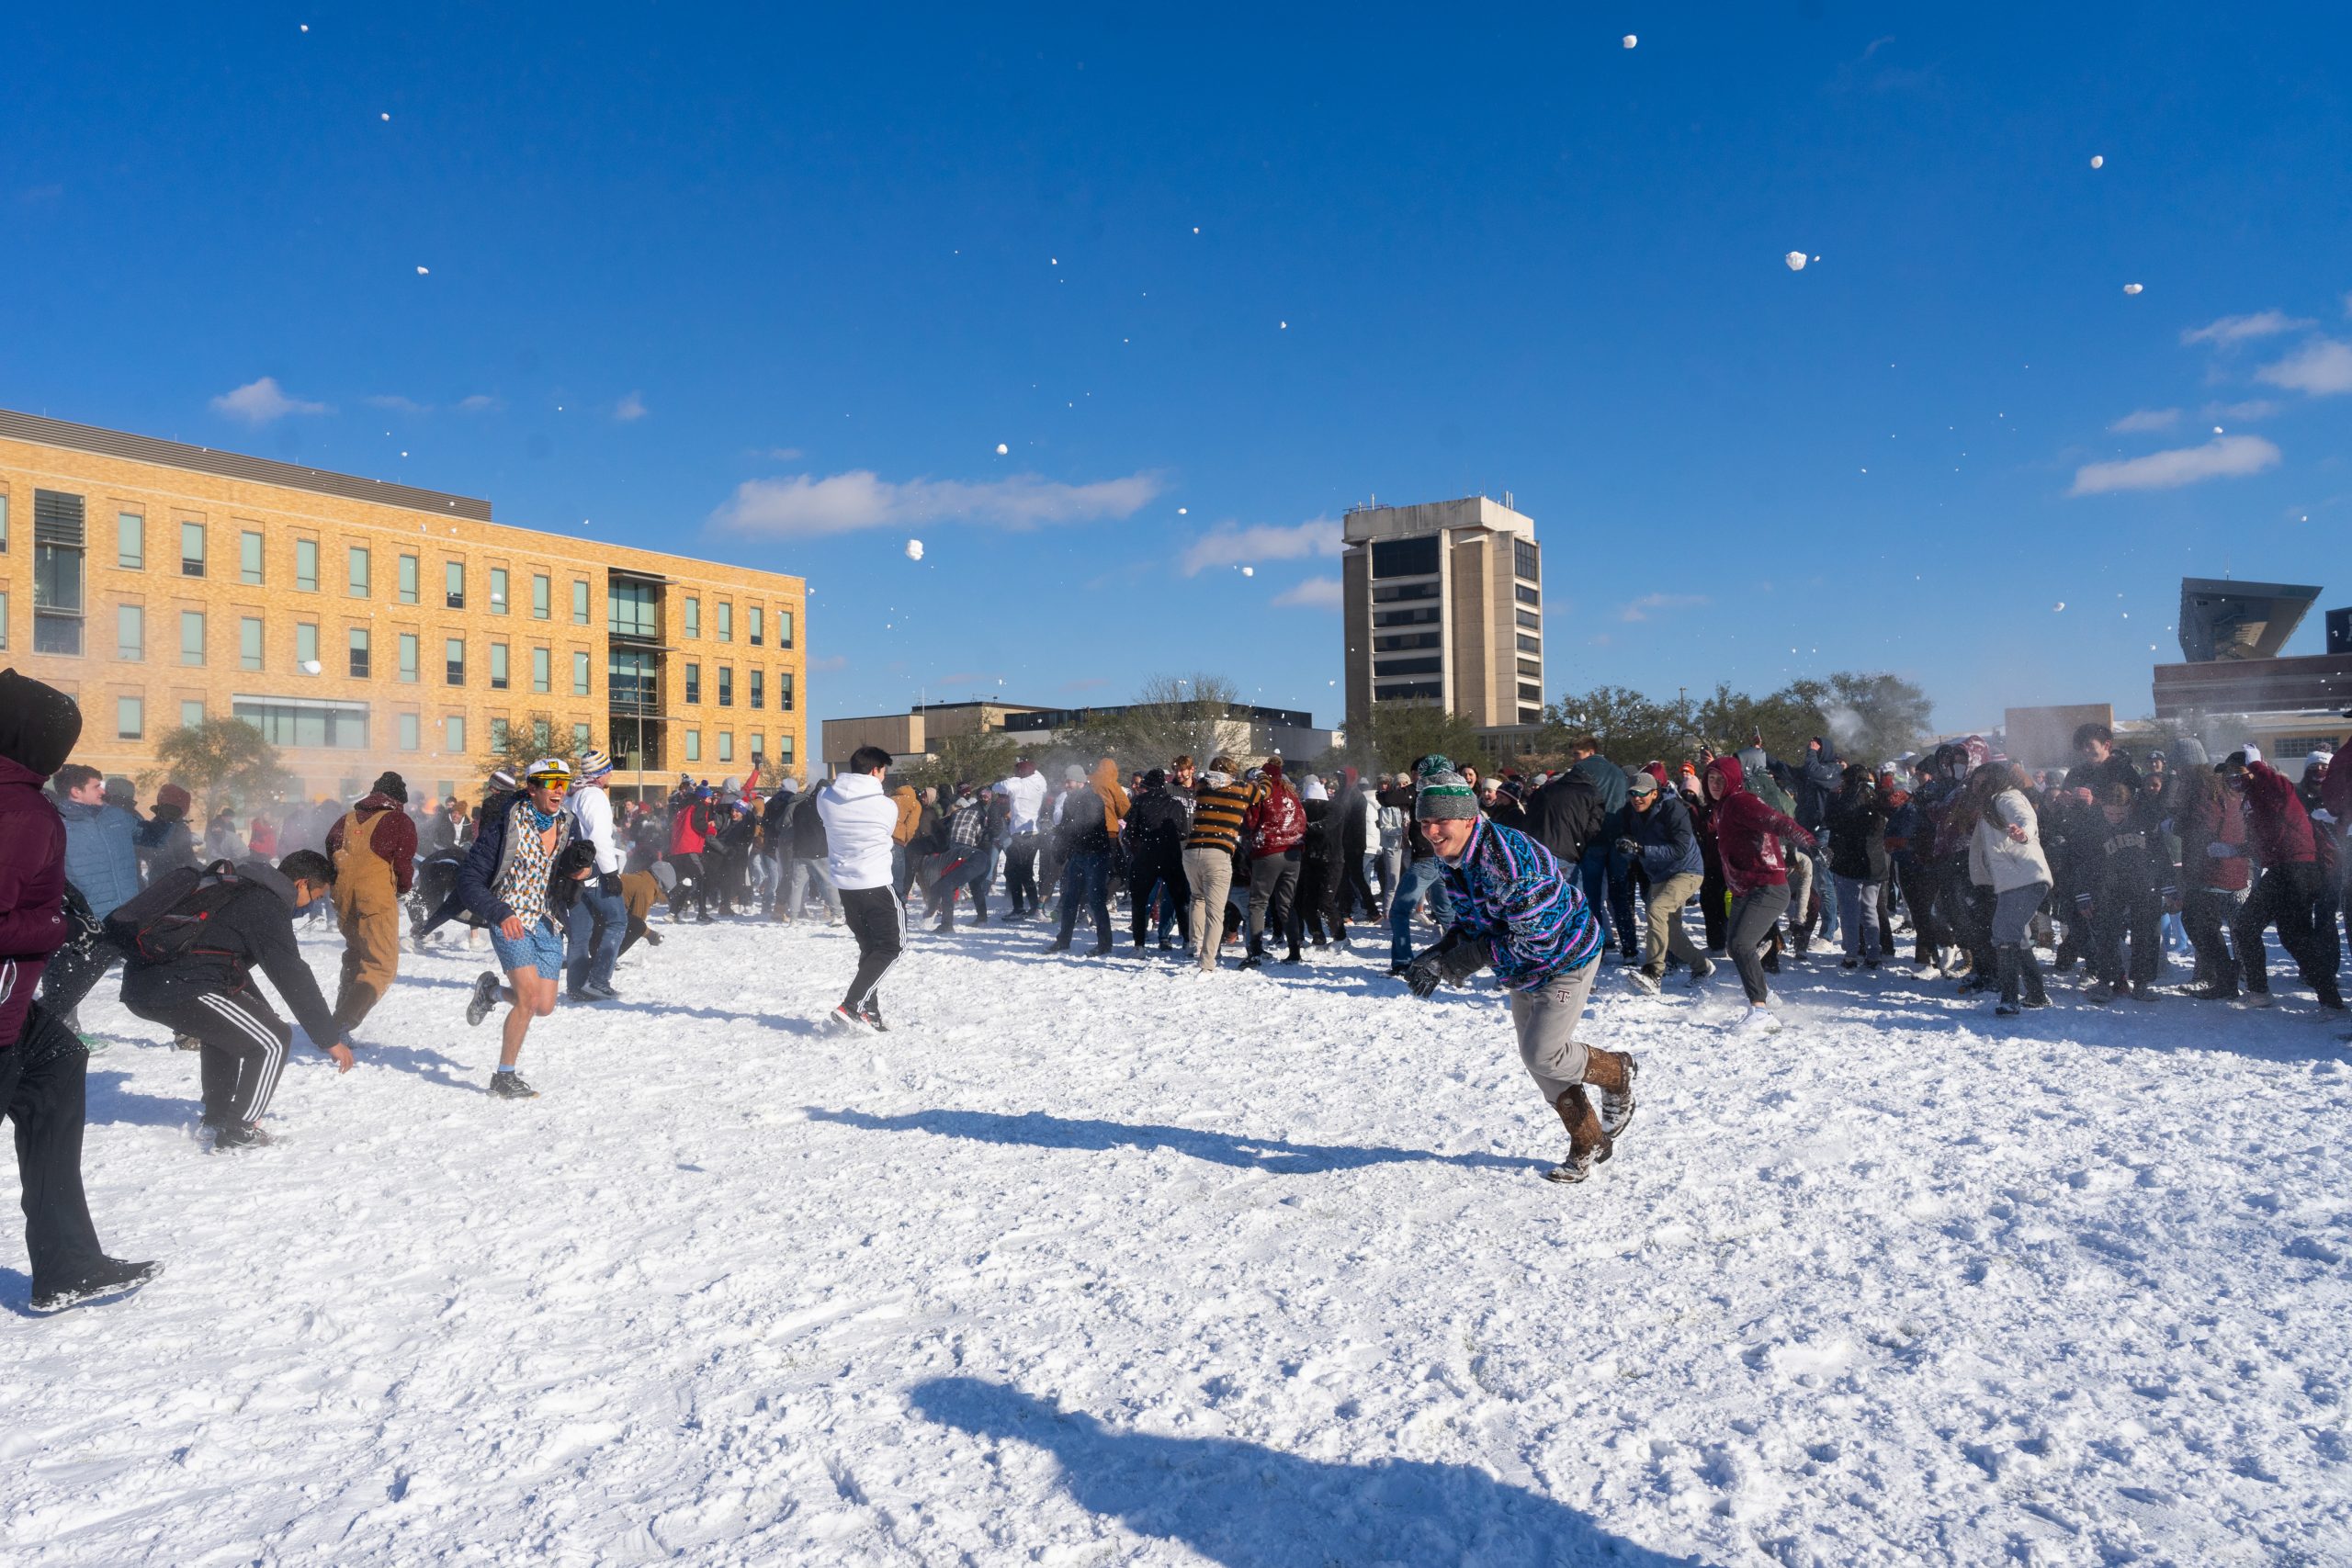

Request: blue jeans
left=564, top=881, right=626, bottom=991
left=1056, top=852, right=1112, bottom=948
left=787, top=856, right=841, bottom=918
left=1388, top=857, right=1457, bottom=964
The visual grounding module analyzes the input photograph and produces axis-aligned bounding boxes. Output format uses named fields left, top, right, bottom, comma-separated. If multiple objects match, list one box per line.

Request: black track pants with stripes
left=128, top=987, right=293, bottom=1128
left=839, top=885, right=905, bottom=1016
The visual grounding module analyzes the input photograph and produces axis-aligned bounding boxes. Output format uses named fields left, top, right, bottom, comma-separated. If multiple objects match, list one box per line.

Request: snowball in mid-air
left=2090, top=154, right=2104, bottom=169
left=905, top=539, right=924, bottom=561
left=415, top=265, right=429, bottom=275
left=300, top=659, right=322, bottom=675
left=994, top=443, right=1009, bottom=455
left=379, top=112, right=390, bottom=121
left=2123, top=282, right=2143, bottom=295
left=1241, top=567, right=1254, bottom=577
left=1784, top=252, right=1808, bottom=272
left=2052, top=602, right=2066, bottom=612
left=1623, top=34, right=1637, bottom=48
left=1176, top=507, right=1187, bottom=515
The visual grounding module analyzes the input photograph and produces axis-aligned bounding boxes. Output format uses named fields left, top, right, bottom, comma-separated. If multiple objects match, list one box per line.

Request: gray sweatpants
left=1508, top=959, right=1600, bottom=1105
left=1183, top=848, right=1235, bottom=971
left=1991, top=881, right=2049, bottom=946
left=1730, top=883, right=1792, bottom=1005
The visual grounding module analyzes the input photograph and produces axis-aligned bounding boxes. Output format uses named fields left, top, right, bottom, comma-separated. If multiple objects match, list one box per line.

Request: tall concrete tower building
left=1340, top=494, right=1543, bottom=731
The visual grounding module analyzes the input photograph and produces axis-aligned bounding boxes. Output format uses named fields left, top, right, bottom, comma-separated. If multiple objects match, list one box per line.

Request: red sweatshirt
left=1702, top=754, right=1815, bottom=897
left=2240, top=761, right=2315, bottom=868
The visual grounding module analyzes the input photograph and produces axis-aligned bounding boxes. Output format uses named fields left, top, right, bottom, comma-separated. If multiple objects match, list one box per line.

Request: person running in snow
left=819, top=746, right=904, bottom=1030
left=1702, top=753, right=1815, bottom=1031
left=458, top=759, right=580, bottom=1099
left=322, top=771, right=417, bottom=1034
left=1396, top=758, right=1637, bottom=1185
left=562, top=750, right=629, bottom=1001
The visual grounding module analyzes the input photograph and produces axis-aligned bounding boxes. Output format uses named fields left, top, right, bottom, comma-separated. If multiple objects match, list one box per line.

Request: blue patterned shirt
left=1435, top=817, right=1602, bottom=989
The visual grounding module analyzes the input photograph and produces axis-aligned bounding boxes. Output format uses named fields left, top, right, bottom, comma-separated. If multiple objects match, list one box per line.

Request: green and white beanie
left=1414, top=754, right=1479, bottom=821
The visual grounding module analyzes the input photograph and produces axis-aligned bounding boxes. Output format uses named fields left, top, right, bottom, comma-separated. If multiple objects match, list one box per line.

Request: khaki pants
left=1183, top=848, right=1234, bottom=972
left=1508, top=959, right=1600, bottom=1104
left=334, top=891, right=401, bottom=1032
left=1641, top=870, right=1709, bottom=980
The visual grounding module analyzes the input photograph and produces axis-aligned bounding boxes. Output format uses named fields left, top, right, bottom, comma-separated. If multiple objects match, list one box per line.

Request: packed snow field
left=6, top=912, right=2351, bottom=1566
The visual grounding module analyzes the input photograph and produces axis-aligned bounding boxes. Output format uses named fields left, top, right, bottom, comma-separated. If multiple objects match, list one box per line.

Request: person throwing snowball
left=1398, top=757, right=1638, bottom=1184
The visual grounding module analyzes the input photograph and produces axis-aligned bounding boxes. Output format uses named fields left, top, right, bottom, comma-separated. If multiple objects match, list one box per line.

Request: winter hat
left=649, top=861, right=679, bottom=894
left=1264, top=757, right=1285, bottom=780
left=1063, top=763, right=1087, bottom=783
left=1204, top=770, right=1232, bottom=789
left=0, top=668, right=83, bottom=777
left=1414, top=755, right=1479, bottom=821
left=1625, top=769, right=1658, bottom=795
left=577, top=749, right=613, bottom=780
left=2240, top=742, right=2263, bottom=764
left=156, top=782, right=194, bottom=813
left=2172, top=737, right=2210, bottom=768
left=2308, top=749, right=2335, bottom=772
left=1142, top=768, right=1167, bottom=790
left=490, top=769, right=518, bottom=794
left=1302, top=774, right=1328, bottom=802
left=372, top=771, right=409, bottom=805
left=104, top=777, right=136, bottom=807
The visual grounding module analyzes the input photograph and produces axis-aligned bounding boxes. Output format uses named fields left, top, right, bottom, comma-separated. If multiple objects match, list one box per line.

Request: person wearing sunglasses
left=456, top=758, right=581, bottom=1097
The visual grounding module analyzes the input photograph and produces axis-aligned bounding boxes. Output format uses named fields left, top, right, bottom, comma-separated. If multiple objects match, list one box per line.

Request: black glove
left=1613, top=836, right=1639, bottom=858
left=1403, top=931, right=1492, bottom=998
left=599, top=871, right=622, bottom=897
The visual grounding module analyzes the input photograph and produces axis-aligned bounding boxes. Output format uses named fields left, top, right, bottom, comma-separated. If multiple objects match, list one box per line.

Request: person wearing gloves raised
left=2224, top=745, right=2344, bottom=1010
left=1397, top=758, right=1636, bottom=1185
left=561, top=750, right=628, bottom=1002
left=819, top=746, right=907, bottom=1030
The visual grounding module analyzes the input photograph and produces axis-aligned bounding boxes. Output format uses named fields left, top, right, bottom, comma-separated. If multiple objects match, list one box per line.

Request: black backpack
left=104, top=860, right=251, bottom=968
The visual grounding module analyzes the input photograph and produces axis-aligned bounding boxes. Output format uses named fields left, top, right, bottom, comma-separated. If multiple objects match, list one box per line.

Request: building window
left=684, top=729, right=701, bottom=762
left=1374, top=681, right=1444, bottom=702
left=117, top=696, right=143, bottom=739
left=118, top=513, right=144, bottom=569
left=446, top=714, right=466, bottom=750
left=179, top=610, right=207, bottom=667
left=531, top=573, right=549, bottom=619
left=1520, top=707, right=1543, bottom=726
left=241, top=529, right=265, bottom=584
left=399, top=632, right=419, bottom=683
left=1372, top=605, right=1441, bottom=629
left=446, top=560, right=465, bottom=609
left=1515, top=583, right=1539, bottom=606
left=180, top=521, right=206, bottom=578
left=181, top=700, right=205, bottom=728
left=1371, top=536, right=1440, bottom=579
left=1515, top=633, right=1542, bottom=654
left=296, top=621, right=320, bottom=670
left=0, top=491, right=8, bottom=551
left=399, top=553, right=419, bottom=604
left=717, top=667, right=733, bottom=707
left=1517, top=658, right=1542, bottom=679
left=775, top=731, right=794, bottom=763
left=446, top=637, right=466, bottom=685
left=609, top=579, right=658, bottom=638
left=490, top=717, right=510, bottom=751
left=117, top=604, right=144, bottom=660
left=572, top=650, right=591, bottom=696
left=348, top=546, right=370, bottom=597
left=1514, top=539, right=1539, bottom=581
left=1516, top=608, right=1542, bottom=630
left=490, top=567, right=509, bottom=614
left=531, top=646, right=550, bottom=694
left=241, top=616, right=264, bottom=671
left=532, top=719, right=551, bottom=750
left=0, top=589, right=8, bottom=649
left=777, top=671, right=795, bottom=712
left=776, top=610, right=793, bottom=649
left=32, top=491, right=87, bottom=655
left=295, top=538, right=319, bottom=592
left=1375, top=656, right=1444, bottom=677
left=1519, top=682, right=1543, bottom=704
left=349, top=626, right=371, bottom=679
left=750, top=670, right=764, bottom=709
left=718, top=731, right=734, bottom=762
left=749, top=605, right=763, bottom=646
left=1371, top=581, right=1440, bottom=604
left=716, top=601, right=732, bottom=642
left=571, top=579, right=589, bottom=625
left=684, top=662, right=701, bottom=704
left=572, top=722, right=591, bottom=750
left=1373, top=631, right=1442, bottom=652
left=684, top=596, right=700, bottom=637
left=490, top=642, right=510, bottom=690
left=232, top=696, right=370, bottom=750
left=610, top=650, right=655, bottom=712
left=398, top=712, right=420, bottom=750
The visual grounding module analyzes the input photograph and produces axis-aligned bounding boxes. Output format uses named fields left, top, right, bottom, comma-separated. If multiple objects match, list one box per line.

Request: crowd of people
left=6, top=653, right=2350, bottom=1312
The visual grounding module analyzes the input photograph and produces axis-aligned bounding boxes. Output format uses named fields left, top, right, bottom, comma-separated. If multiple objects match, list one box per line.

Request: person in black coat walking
left=1123, top=770, right=1192, bottom=952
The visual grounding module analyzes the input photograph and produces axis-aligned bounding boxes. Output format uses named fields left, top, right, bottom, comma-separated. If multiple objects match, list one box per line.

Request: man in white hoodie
left=994, top=759, right=1050, bottom=919
left=562, top=750, right=628, bottom=1001
left=818, top=746, right=905, bottom=1031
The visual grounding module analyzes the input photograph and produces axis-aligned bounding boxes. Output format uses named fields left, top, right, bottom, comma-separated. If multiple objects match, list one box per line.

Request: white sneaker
left=1624, top=970, right=1661, bottom=996
left=1733, top=1006, right=1782, bottom=1034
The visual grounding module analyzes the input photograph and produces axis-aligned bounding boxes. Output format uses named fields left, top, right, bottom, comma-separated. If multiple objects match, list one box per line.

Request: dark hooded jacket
left=115, top=859, right=343, bottom=1051
left=1703, top=755, right=1815, bottom=897
left=1525, top=771, right=1606, bottom=868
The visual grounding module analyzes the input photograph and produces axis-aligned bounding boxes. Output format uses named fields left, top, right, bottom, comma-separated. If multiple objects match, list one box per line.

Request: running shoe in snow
left=1624, top=970, right=1661, bottom=996
left=466, top=971, right=502, bottom=1027
left=829, top=1005, right=876, bottom=1032
left=488, top=1070, right=539, bottom=1100
left=30, top=1257, right=162, bottom=1314
left=1732, top=1007, right=1781, bottom=1034
left=211, top=1122, right=275, bottom=1152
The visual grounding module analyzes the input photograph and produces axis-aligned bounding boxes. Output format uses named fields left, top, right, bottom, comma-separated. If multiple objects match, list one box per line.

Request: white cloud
left=365, top=394, right=432, bottom=414
left=210, top=376, right=330, bottom=424
left=712, top=468, right=1165, bottom=538
left=614, top=391, right=649, bottom=422
left=1619, top=592, right=1710, bottom=623
left=2255, top=338, right=2352, bottom=396
left=1272, top=575, right=1343, bottom=610
left=2201, top=399, right=2280, bottom=423
left=1179, top=518, right=1341, bottom=576
left=2068, top=434, right=2281, bottom=495
left=2180, top=310, right=2313, bottom=347
left=2107, top=407, right=2180, bottom=433
left=455, top=394, right=503, bottom=413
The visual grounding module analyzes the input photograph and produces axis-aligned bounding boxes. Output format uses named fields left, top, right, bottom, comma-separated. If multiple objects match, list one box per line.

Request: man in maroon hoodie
left=1703, top=753, right=1816, bottom=1032
left=2225, top=749, right=2344, bottom=1010
left=0, top=670, right=159, bottom=1313
left=1239, top=759, right=1306, bottom=967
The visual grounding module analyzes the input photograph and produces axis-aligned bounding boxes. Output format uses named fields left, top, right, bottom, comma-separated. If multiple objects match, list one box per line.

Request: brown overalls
left=332, top=808, right=401, bottom=1031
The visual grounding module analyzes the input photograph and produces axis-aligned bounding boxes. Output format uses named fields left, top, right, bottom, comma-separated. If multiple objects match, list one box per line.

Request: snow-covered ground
left=6, top=908, right=2350, bottom=1566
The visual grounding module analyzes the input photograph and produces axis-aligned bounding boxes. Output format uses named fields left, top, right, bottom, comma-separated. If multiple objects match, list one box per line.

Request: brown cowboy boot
left=1544, top=1086, right=1612, bottom=1184
left=1581, top=1047, right=1639, bottom=1138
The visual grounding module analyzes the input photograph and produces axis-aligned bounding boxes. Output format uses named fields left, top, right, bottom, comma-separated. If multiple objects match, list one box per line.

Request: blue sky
left=6, top=5, right=2349, bottom=732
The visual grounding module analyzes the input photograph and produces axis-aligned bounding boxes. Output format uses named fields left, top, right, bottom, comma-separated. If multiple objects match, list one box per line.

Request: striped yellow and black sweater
left=1185, top=779, right=1266, bottom=855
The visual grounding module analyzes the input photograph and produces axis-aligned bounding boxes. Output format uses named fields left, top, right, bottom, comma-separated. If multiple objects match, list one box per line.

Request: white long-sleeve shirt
left=817, top=773, right=899, bottom=890
left=569, top=781, right=624, bottom=874
left=996, top=772, right=1049, bottom=833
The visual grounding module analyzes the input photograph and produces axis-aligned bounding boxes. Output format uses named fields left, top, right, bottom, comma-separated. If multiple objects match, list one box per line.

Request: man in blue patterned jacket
left=1400, top=756, right=1638, bottom=1184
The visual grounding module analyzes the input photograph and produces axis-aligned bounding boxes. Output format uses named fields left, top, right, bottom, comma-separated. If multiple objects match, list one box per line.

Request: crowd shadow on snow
left=390, top=971, right=824, bottom=1036
left=355, top=1040, right=480, bottom=1092
left=84, top=1067, right=192, bottom=1129
left=908, top=1377, right=1708, bottom=1568
left=808, top=1106, right=1548, bottom=1176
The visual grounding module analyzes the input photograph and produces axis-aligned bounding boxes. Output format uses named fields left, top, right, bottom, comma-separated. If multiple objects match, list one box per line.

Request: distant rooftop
left=2177, top=576, right=2320, bottom=662
left=0, top=407, right=494, bottom=522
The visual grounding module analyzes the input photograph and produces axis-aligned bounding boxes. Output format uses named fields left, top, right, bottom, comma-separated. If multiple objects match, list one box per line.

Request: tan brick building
left=0, top=409, right=807, bottom=803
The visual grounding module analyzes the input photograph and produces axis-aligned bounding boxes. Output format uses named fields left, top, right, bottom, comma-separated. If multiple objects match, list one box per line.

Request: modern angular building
left=1340, top=494, right=1543, bottom=731
left=0, top=409, right=807, bottom=802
